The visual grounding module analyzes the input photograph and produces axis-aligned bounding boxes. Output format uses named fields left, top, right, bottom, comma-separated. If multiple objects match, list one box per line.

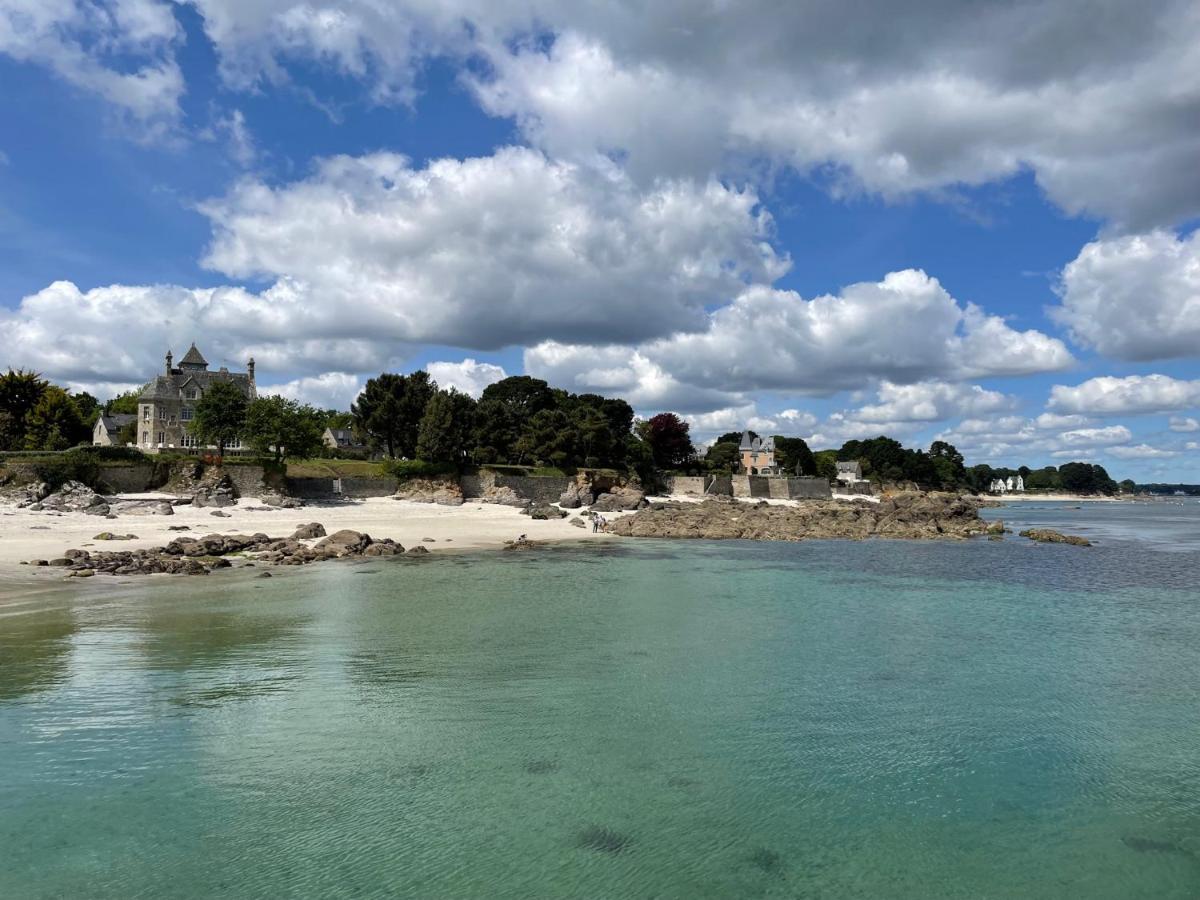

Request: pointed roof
left=739, top=430, right=754, bottom=450
left=178, top=343, right=208, bottom=367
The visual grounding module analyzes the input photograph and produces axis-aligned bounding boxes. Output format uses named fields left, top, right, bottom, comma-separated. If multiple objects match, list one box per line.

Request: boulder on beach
left=40, top=481, right=109, bottom=515
left=394, top=478, right=464, bottom=506
left=590, top=487, right=646, bottom=512
left=291, top=523, right=327, bottom=540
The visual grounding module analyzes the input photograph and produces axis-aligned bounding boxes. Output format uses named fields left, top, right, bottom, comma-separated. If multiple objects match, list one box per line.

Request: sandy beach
left=0, top=495, right=617, bottom=573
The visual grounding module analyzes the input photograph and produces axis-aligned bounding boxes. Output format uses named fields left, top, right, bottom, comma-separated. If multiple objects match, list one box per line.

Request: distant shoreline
left=980, top=493, right=1126, bottom=503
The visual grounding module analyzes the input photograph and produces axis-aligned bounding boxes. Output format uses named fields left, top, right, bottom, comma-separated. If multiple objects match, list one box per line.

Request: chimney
left=247, top=357, right=255, bottom=381
left=165, top=349, right=173, bottom=375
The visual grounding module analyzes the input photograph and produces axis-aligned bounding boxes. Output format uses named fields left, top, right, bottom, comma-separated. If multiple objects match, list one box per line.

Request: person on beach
left=591, top=513, right=599, bottom=533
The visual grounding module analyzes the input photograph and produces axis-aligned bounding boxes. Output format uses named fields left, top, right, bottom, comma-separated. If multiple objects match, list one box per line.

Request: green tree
left=243, top=396, right=324, bottom=462
left=813, top=449, right=839, bottom=481
left=0, top=369, right=49, bottom=450
left=416, top=388, right=477, bottom=463
left=929, top=440, right=967, bottom=489
left=351, top=371, right=437, bottom=459
left=638, top=413, right=694, bottom=469
left=104, top=389, right=141, bottom=415
left=717, top=430, right=755, bottom=447
left=23, top=386, right=86, bottom=450
left=705, top=441, right=740, bottom=472
left=321, top=409, right=355, bottom=431
left=71, top=392, right=100, bottom=428
left=189, top=381, right=248, bottom=461
left=774, top=436, right=816, bottom=475
left=472, top=376, right=556, bottom=463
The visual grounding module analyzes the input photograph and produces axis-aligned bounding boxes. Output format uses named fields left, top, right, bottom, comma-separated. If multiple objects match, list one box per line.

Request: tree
left=472, top=376, right=556, bottom=463
left=717, top=430, right=755, bottom=447
left=104, top=389, right=140, bottom=415
left=774, top=436, right=816, bottom=475
left=189, top=380, right=248, bottom=461
left=72, top=392, right=100, bottom=428
left=1058, top=461, right=1118, bottom=495
left=416, top=388, right=477, bottom=463
left=0, top=369, right=48, bottom=450
left=23, top=386, right=86, bottom=450
left=1119, top=479, right=1137, bottom=493
left=351, top=373, right=428, bottom=459
left=638, top=413, right=694, bottom=469
left=705, top=441, right=740, bottom=472
left=929, top=440, right=966, bottom=489
left=321, top=410, right=355, bottom=431
left=813, top=449, right=839, bottom=481
left=243, top=396, right=325, bottom=462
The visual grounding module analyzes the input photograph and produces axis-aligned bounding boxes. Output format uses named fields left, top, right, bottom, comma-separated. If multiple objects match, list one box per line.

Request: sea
left=1, top=500, right=1198, bottom=898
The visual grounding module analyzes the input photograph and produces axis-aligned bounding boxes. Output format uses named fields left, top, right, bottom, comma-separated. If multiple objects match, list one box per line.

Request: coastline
left=0, top=495, right=617, bottom=575
left=987, top=493, right=1126, bottom=503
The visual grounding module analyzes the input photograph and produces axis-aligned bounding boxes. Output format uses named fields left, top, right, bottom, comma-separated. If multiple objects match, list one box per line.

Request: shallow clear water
left=2, top=502, right=1199, bottom=898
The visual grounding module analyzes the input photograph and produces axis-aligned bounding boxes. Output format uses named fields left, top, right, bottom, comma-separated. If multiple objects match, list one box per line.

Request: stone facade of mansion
left=132, top=344, right=257, bottom=452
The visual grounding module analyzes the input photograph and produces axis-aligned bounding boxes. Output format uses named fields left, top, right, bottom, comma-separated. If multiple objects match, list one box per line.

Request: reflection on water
left=1, top=504, right=1199, bottom=898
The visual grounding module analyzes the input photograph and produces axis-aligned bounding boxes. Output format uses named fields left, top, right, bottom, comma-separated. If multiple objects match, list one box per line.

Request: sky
left=1, top=1, right=1198, bottom=481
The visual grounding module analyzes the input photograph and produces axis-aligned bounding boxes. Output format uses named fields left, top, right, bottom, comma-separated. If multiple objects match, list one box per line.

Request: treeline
left=964, top=461, right=1121, bottom=495
left=1131, top=483, right=1200, bottom=496
left=350, top=373, right=694, bottom=477
left=0, top=370, right=99, bottom=451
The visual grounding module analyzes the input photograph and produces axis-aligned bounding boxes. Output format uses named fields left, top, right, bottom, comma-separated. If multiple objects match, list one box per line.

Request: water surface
left=2, top=502, right=1199, bottom=898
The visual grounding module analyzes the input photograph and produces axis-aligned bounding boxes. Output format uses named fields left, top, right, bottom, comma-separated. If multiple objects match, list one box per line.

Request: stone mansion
left=130, top=344, right=256, bottom=453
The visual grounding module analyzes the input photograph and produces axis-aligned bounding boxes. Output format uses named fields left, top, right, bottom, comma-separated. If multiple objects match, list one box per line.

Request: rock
left=525, top=504, right=568, bottom=520
left=569, top=517, right=587, bottom=528
left=40, top=481, right=108, bottom=513
left=93, top=532, right=137, bottom=540
left=406, top=545, right=430, bottom=555
left=479, top=485, right=527, bottom=506
left=591, top=486, right=646, bottom=512
left=110, top=499, right=174, bottom=516
left=986, top=519, right=1006, bottom=535
left=256, top=571, right=273, bottom=578
left=609, top=493, right=988, bottom=543
left=168, top=525, right=191, bottom=531
left=192, top=474, right=237, bottom=508
left=393, top=478, right=465, bottom=506
left=71, top=569, right=95, bottom=578
left=421, top=537, right=435, bottom=542
left=291, top=522, right=327, bottom=539
left=30, top=559, right=48, bottom=566
left=316, top=529, right=373, bottom=555
left=1018, top=529, right=1092, bottom=547
left=503, top=537, right=538, bottom=551
left=210, top=510, right=231, bottom=518
left=262, top=493, right=303, bottom=509
left=558, top=481, right=595, bottom=509
left=47, top=558, right=72, bottom=566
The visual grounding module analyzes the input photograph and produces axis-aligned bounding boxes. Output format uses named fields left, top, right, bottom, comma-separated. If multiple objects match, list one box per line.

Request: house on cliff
left=739, top=431, right=779, bottom=474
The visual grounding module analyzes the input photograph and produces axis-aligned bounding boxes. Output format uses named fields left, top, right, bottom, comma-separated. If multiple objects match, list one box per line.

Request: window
left=157, top=432, right=165, bottom=445
left=142, top=406, right=150, bottom=422
left=181, top=406, right=193, bottom=421
left=185, top=388, right=197, bottom=400
left=227, top=437, right=241, bottom=450
left=181, top=434, right=199, bottom=448
left=142, top=431, right=149, bottom=445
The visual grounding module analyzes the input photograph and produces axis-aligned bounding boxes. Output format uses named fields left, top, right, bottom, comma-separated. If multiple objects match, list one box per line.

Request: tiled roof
left=178, top=343, right=208, bottom=366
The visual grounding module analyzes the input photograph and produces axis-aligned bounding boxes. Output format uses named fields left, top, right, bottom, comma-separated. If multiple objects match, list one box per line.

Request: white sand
left=0, top=496, right=614, bottom=572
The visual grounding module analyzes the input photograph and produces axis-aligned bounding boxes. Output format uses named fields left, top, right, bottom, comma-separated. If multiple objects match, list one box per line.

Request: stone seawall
left=94, top=463, right=163, bottom=494
left=460, top=470, right=574, bottom=504
left=674, top=474, right=832, bottom=500
left=284, top=476, right=399, bottom=499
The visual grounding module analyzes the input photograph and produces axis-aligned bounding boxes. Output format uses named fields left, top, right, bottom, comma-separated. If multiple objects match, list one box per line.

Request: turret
left=165, top=350, right=173, bottom=375
left=247, top=357, right=255, bottom=381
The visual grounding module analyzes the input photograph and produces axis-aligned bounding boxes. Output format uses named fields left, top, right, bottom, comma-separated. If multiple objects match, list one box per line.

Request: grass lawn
left=284, top=459, right=390, bottom=479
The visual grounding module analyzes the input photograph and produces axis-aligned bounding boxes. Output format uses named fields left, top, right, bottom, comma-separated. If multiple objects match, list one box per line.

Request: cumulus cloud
left=934, top=412, right=1139, bottom=463
left=1106, top=443, right=1178, bottom=459
left=1059, top=425, right=1132, bottom=446
left=853, top=380, right=1015, bottom=424
left=641, top=271, right=1071, bottom=394
left=201, top=147, right=787, bottom=349
left=466, top=1, right=1200, bottom=228
left=1169, top=416, right=1200, bottom=433
left=1052, top=230, right=1200, bottom=361
left=426, top=359, right=507, bottom=398
left=0, top=0, right=184, bottom=136
left=1048, top=375, right=1200, bottom=415
left=262, top=371, right=363, bottom=409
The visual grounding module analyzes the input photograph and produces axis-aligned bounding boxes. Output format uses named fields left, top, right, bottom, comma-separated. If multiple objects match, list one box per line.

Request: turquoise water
left=2, top=501, right=1199, bottom=898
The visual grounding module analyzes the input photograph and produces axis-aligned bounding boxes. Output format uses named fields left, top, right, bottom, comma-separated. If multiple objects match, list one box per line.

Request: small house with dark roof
left=128, top=344, right=257, bottom=452
left=739, top=431, right=779, bottom=474
left=323, top=427, right=368, bottom=453
left=836, top=460, right=865, bottom=484
left=93, top=412, right=137, bottom=446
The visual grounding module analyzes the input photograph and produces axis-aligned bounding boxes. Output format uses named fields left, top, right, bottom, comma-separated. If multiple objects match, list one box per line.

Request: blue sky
left=1, top=0, right=1198, bottom=480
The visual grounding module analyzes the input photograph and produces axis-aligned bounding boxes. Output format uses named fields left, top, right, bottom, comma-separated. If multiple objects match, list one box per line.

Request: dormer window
left=185, top=388, right=198, bottom=400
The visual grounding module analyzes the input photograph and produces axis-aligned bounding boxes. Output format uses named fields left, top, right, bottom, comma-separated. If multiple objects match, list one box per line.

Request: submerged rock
left=1019, top=528, right=1091, bottom=547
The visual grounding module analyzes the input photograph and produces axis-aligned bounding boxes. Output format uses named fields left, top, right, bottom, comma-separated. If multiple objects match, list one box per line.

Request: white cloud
left=1187, top=442, right=1199, bottom=451
left=854, top=380, right=1015, bottom=423
left=1053, top=230, right=1200, bottom=361
left=1169, top=416, right=1200, bottom=433
left=1106, top=443, right=1179, bottom=459
left=1048, top=374, right=1200, bottom=415
left=262, top=371, right=363, bottom=409
left=1059, top=425, right=1132, bottom=446
left=201, top=147, right=787, bottom=349
left=426, top=359, right=507, bottom=398
left=0, top=0, right=184, bottom=137
left=641, top=271, right=1071, bottom=394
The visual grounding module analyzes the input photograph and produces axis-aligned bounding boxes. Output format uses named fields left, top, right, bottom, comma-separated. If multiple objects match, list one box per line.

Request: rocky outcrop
left=523, top=504, right=568, bottom=520
left=109, top=499, right=174, bottom=516
left=51, top=528, right=407, bottom=576
left=478, top=485, right=527, bottom=507
left=608, top=493, right=989, bottom=542
left=590, top=486, right=647, bottom=512
left=502, top=536, right=539, bottom=551
left=261, top=493, right=303, bottom=509
left=393, top=478, right=464, bottom=506
left=558, top=481, right=595, bottom=509
left=192, top=474, right=237, bottom=508
left=39, top=481, right=110, bottom=515
left=291, top=522, right=327, bottom=539
left=5, top=481, right=50, bottom=507
left=1019, top=528, right=1092, bottom=547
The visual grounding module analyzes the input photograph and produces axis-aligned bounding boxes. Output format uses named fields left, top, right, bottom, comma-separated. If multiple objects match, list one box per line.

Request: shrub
left=381, top=458, right=458, bottom=481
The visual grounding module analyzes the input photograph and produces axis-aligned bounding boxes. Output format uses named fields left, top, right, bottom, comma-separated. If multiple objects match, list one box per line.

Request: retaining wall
left=284, top=476, right=399, bottom=498
left=94, top=463, right=163, bottom=493
left=669, top=476, right=709, bottom=496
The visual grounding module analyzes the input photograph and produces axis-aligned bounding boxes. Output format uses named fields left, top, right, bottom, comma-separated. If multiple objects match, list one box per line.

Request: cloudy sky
left=1, top=0, right=1198, bottom=479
